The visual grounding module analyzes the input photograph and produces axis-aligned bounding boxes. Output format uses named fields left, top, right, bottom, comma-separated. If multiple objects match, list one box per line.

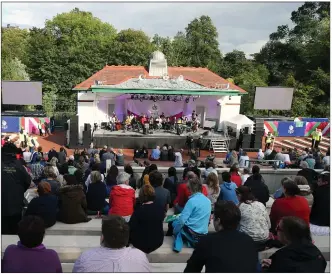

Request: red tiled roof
left=74, top=65, right=246, bottom=93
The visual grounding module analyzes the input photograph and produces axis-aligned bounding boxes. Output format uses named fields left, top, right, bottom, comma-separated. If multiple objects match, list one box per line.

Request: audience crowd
left=1, top=135, right=330, bottom=273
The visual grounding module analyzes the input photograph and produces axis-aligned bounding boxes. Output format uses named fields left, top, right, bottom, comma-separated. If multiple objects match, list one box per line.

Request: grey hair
left=44, top=165, right=57, bottom=179
left=188, top=177, right=202, bottom=194
left=299, top=161, right=309, bottom=169
left=116, top=172, right=131, bottom=185
left=50, top=157, right=58, bottom=166
left=91, top=171, right=102, bottom=183
left=162, top=146, right=167, bottom=151
left=186, top=171, right=197, bottom=180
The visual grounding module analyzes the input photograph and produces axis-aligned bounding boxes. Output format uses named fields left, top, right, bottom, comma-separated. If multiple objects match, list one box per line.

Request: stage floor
left=92, top=128, right=227, bottom=149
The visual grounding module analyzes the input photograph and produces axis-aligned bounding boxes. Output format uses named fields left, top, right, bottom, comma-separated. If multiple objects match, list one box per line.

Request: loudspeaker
left=255, top=135, right=263, bottom=142
left=84, top=123, right=91, bottom=132
left=83, top=130, right=91, bottom=147
left=64, top=123, right=69, bottom=131
left=101, top=122, right=108, bottom=129
left=243, top=134, right=251, bottom=142
left=255, top=130, right=265, bottom=136
left=244, top=127, right=249, bottom=134
left=242, top=141, right=251, bottom=148
left=253, top=141, right=262, bottom=149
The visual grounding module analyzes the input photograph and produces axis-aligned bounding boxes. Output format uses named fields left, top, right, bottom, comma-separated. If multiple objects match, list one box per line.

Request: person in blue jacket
left=219, top=172, right=239, bottom=205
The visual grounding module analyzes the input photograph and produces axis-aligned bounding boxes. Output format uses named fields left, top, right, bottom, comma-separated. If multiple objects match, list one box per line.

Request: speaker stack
left=252, top=118, right=265, bottom=149
left=83, top=123, right=92, bottom=147
left=242, top=134, right=251, bottom=149
left=69, top=116, right=79, bottom=147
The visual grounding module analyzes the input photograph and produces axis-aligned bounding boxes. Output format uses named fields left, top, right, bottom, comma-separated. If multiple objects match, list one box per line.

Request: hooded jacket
left=244, top=174, right=270, bottom=206
left=267, top=241, right=327, bottom=273
left=57, top=185, right=89, bottom=224
left=109, top=184, right=135, bottom=217
left=219, top=182, right=239, bottom=205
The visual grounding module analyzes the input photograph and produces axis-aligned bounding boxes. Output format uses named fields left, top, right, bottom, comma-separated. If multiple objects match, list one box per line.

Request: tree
left=1, top=27, right=29, bottom=63
left=2, top=57, right=30, bottom=81
left=109, top=29, right=154, bottom=66
left=185, top=15, right=222, bottom=72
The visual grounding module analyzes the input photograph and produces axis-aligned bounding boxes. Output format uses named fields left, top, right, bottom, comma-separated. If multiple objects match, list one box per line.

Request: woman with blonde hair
left=229, top=150, right=239, bottom=167
left=129, top=184, right=165, bottom=253
left=94, top=154, right=101, bottom=164
left=294, top=175, right=313, bottom=206
left=49, top=157, right=59, bottom=176
left=115, top=149, right=124, bottom=166
left=205, top=172, right=220, bottom=211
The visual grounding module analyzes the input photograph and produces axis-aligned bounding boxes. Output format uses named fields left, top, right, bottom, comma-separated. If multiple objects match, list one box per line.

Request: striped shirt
left=73, top=246, right=151, bottom=273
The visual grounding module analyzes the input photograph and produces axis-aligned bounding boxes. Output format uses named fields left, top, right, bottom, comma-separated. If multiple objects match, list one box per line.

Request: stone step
left=294, top=138, right=329, bottom=151
left=2, top=235, right=329, bottom=263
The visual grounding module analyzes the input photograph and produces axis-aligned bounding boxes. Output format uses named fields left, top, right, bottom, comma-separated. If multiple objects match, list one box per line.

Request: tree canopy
left=1, top=3, right=329, bottom=118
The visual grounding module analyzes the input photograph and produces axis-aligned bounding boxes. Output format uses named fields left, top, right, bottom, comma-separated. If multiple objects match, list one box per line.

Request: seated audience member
left=86, top=171, right=108, bottom=214
left=169, top=178, right=211, bottom=252
left=141, top=146, right=149, bottom=158
left=76, top=156, right=89, bottom=174
left=306, top=154, right=316, bottom=169
left=174, top=150, right=183, bottom=167
left=322, top=151, right=330, bottom=168
left=241, top=168, right=250, bottom=185
left=244, top=165, right=270, bottom=206
left=73, top=215, right=150, bottom=272
left=310, top=171, right=330, bottom=235
left=264, top=148, right=272, bottom=158
left=58, top=147, right=66, bottom=165
left=223, top=150, right=231, bottom=164
left=108, top=172, right=135, bottom=222
left=149, top=146, right=161, bottom=161
left=294, top=175, right=313, bottom=206
left=58, top=175, right=90, bottom=224
left=67, top=159, right=77, bottom=175
left=275, top=149, right=285, bottom=162
left=49, top=157, right=60, bottom=176
left=174, top=171, right=208, bottom=214
left=239, top=151, right=250, bottom=168
left=163, top=166, right=178, bottom=206
left=101, top=147, right=116, bottom=168
left=281, top=149, right=291, bottom=164
left=297, top=164, right=319, bottom=188
left=273, top=177, right=291, bottom=199
left=205, top=172, right=220, bottom=212
left=236, top=186, right=270, bottom=250
left=2, top=216, right=62, bottom=273
left=85, top=163, right=105, bottom=191
left=184, top=201, right=258, bottom=273
left=257, top=149, right=264, bottom=160
left=262, top=216, right=327, bottom=273
left=269, top=180, right=310, bottom=234
left=129, top=185, right=165, bottom=254
left=203, top=161, right=218, bottom=180
left=168, top=146, right=175, bottom=161
left=23, top=147, right=32, bottom=163
left=160, top=146, right=169, bottom=161
left=314, top=153, right=324, bottom=169
left=228, top=150, right=239, bottom=167
left=124, top=164, right=137, bottom=190
left=265, top=149, right=277, bottom=161
left=230, top=164, right=242, bottom=187
left=149, top=171, right=171, bottom=213
left=74, top=169, right=84, bottom=188
left=115, top=149, right=125, bottom=166
left=219, top=171, right=239, bottom=205
left=139, top=160, right=151, bottom=187
left=42, top=165, right=61, bottom=195
left=31, top=156, right=45, bottom=183
left=143, top=164, right=158, bottom=185
left=105, top=165, right=118, bottom=195
left=25, top=182, right=58, bottom=228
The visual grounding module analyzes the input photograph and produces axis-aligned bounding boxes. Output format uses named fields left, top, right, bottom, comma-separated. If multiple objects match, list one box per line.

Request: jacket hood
left=281, top=242, right=324, bottom=263
left=112, top=184, right=134, bottom=197
left=59, top=184, right=83, bottom=199
left=298, top=185, right=311, bottom=195
left=223, top=182, right=236, bottom=190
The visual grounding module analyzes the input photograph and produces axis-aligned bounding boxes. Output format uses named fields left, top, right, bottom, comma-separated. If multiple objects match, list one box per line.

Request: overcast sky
left=2, top=2, right=303, bottom=56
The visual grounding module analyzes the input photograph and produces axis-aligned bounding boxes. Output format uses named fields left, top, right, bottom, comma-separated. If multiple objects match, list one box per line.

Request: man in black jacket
left=184, top=200, right=258, bottom=273
left=310, top=171, right=330, bottom=227
left=2, top=143, right=31, bottom=234
left=244, top=165, right=270, bottom=206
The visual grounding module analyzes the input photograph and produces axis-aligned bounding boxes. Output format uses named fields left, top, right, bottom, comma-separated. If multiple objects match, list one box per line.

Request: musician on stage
left=149, top=116, right=154, bottom=130
left=160, top=112, right=165, bottom=119
left=141, top=114, right=148, bottom=134
left=192, top=110, right=197, bottom=121
left=109, top=114, right=116, bottom=131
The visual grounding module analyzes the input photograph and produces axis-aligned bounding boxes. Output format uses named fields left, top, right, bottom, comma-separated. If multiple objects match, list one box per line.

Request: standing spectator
left=184, top=201, right=258, bottom=273
left=149, top=171, right=171, bottom=213
left=57, top=175, right=90, bottom=224
left=108, top=172, right=135, bottom=222
left=48, top=147, right=58, bottom=162
left=115, top=149, right=125, bottom=166
left=219, top=171, right=239, bottom=205
left=129, top=185, right=165, bottom=254
left=241, top=168, right=250, bottom=185
left=25, top=182, right=58, bottom=228
left=239, top=151, right=250, bottom=168
left=310, top=171, right=330, bottom=229
left=262, top=216, right=326, bottom=273
left=50, top=116, right=55, bottom=133
left=2, top=143, right=31, bottom=234
left=269, top=180, right=310, bottom=234
left=23, top=147, right=32, bottom=163
left=2, top=216, right=62, bottom=273
left=124, top=164, right=137, bottom=190
left=236, top=186, right=270, bottom=250
left=44, top=121, right=50, bottom=136
left=205, top=172, right=220, bottom=212
left=73, top=215, right=150, bottom=272
left=230, top=164, right=242, bottom=187
left=186, top=135, right=194, bottom=155
left=244, top=165, right=270, bottom=206
left=169, top=178, right=211, bottom=253
left=150, top=146, right=161, bottom=161
left=160, top=146, right=169, bottom=161
left=37, top=121, right=43, bottom=136
left=163, top=167, right=178, bottom=206
left=86, top=171, right=108, bottom=214
left=58, top=147, right=67, bottom=165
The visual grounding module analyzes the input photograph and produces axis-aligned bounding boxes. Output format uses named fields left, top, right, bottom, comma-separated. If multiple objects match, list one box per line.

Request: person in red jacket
left=174, top=171, right=208, bottom=214
left=269, top=180, right=310, bottom=234
left=230, top=165, right=242, bottom=187
left=108, top=172, right=135, bottom=222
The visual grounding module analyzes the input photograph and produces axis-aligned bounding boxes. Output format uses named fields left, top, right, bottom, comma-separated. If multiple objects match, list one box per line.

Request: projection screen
left=254, top=87, right=294, bottom=110
left=2, top=81, right=43, bottom=105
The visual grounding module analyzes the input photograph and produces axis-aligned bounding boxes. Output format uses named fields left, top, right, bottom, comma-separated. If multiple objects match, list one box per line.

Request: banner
left=264, top=121, right=278, bottom=136
left=1, top=116, right=20, bottom=133
left=305, top=121, right=330, bottom=137
left=20, top=117, right=50, bottom=134
left=277, top=121, right=306, bottom=137
left=127, top=100, right=184, bottom=118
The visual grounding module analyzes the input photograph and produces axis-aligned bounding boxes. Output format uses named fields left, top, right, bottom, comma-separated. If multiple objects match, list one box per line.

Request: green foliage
left=2, top=57, right=30, bottom=81
left=1, top=27, right=29, bottom=63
